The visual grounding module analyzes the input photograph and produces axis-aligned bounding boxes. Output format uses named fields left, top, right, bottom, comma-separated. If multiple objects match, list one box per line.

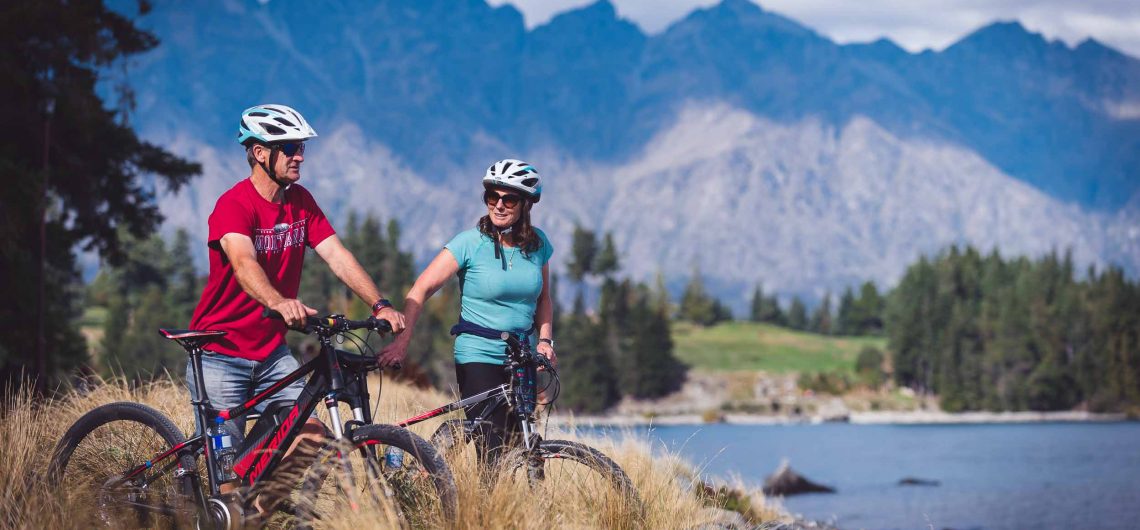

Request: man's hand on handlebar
left=373, top=306, right=406, bottom=334
left=270, top=298, right=318, bottom=328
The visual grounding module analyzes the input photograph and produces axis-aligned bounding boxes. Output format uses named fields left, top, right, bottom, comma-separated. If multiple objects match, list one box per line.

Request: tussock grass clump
left=2, top=375, right=787, bottom=529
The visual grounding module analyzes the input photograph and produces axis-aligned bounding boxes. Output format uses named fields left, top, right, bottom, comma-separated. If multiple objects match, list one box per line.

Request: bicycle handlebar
left=500, top=332, right=555, bottom=371
left=263, top=308, right=393, bottom=334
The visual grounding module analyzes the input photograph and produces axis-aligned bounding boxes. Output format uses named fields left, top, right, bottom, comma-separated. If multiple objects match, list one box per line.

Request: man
left=187, top=104, right=405, bottom=497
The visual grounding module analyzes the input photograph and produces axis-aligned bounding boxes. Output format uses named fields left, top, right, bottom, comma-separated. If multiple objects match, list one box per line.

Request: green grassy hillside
left=672, top=321, right=887, bottom=373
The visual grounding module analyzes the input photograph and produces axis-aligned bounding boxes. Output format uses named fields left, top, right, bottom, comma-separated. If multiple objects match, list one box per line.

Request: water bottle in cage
left=383, top=446, right=404, bottom=470
left=211, top=417, right=237, bottom=482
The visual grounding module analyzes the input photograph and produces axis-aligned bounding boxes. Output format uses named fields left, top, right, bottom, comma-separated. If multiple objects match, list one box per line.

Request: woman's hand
left=378, top=339, right=409, bottom=369
left=536, top=341, right=557, bottom=370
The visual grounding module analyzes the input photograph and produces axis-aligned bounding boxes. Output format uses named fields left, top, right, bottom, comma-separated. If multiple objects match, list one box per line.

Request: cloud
left=490, top=0, right=1140, bottom=58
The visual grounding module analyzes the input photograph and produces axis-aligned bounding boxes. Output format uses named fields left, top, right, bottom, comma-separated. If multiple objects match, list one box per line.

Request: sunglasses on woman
left=483, top=190, right=522, bottom=208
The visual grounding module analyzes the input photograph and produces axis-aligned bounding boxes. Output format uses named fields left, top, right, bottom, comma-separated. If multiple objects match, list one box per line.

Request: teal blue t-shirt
left=444, top=227, right=554, bottom=365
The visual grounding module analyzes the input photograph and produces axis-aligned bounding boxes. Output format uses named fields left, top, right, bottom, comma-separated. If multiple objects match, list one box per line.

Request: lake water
left=611, top=422, right=1140, bottom=530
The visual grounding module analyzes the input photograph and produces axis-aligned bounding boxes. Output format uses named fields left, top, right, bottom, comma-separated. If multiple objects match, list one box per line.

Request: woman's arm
left=377, top=248, right=460, bottom=367
left=313, top=234, right=405, bottom=331
left=534, top=263, right=556, bottom=367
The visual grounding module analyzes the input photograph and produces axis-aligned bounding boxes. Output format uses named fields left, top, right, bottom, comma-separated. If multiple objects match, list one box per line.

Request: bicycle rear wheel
left=49, top=402, right=201, bottom=527
left=294, top=424, right=458, bottom=529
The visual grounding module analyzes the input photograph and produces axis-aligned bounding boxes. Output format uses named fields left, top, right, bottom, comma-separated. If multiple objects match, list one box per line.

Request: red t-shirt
left=189, top=178, right=335, bottom=361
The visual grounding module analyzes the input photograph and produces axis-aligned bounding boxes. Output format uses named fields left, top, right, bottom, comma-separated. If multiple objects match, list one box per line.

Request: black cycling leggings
left=456, top=362, right=519, bottom=466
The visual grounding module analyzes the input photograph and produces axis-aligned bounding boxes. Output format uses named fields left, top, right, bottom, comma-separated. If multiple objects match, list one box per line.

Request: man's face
left=256, top=142, right=305, bottom=183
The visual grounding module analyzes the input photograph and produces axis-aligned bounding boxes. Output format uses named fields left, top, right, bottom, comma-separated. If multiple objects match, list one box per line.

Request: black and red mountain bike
left=49, top=311, right=457, bottom=529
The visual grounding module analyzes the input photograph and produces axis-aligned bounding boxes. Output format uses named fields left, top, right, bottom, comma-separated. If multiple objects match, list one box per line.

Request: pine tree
left=750, top=285, right=765, bottom=322
left=836, top=287, right=856, bottom=335
left=593, top=232, right=619, bottom=277
left=96, top=231, right=199, bottom=380
left=679, top=267, right=728, bottom=326
left=168, top=229, right=201, bottom=319
left=810, top=292, right=833, bottom=335
left=567, top=225, right=598, bottom=283
left=883, top=245, right=1140, bottom=412
left=557, top=312, right=620, bottom=413
left=787, top=296, right=808, bottom=331
left=624, top=289, right=687, bottom=398
left=855, top=281, right=885, bottom=335
left=749, top=284, right=783, bottom=324
left=765, top=293, right=786, bottom=325
left=1, top=1, right=200, bottom=391
left=383, top=219, right=414, bottom=297
left=651, top=272, right=671, bottom=317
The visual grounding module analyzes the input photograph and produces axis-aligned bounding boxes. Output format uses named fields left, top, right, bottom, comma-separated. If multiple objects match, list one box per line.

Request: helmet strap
left=256, top=145, right=289, bottom=188
left=491, top=224, right=515, bottom=270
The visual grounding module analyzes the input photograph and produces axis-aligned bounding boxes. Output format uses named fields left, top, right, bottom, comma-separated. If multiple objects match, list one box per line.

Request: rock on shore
left=762, top=460, right=836, bottom=496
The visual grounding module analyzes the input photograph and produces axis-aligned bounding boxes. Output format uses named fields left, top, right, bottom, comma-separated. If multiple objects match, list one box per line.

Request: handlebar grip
left=262, top=307, right=319, bottom=332
left=264, top=308, right=319, bottom=323
left=501, top=332, right=523, bottom=350
left=371, top=318, right=394, bottom=333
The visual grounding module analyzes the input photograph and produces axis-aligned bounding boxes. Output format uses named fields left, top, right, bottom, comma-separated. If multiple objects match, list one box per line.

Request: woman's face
left=484, top=186, right=524, bottom=229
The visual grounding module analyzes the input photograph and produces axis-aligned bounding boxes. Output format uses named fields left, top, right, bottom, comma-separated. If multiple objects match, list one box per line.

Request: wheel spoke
left=50, top=403, right=199, bottom=527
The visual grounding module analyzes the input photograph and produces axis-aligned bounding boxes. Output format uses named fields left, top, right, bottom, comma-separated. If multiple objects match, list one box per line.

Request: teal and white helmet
left=237, top=104, right=317, bottom=145
left=483, top=159, right=542, bottom=202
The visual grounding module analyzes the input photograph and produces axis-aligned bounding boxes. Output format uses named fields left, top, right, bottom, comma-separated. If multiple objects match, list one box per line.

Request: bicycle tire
left=503, top=439, right=644, bottom=517
left=432, top=422, right=641, bottom=502
left=428, top=418, right=469, bottom=454
left=49, top=401, right=201, bottom=527
left=294, top=423, right=458, bottom=529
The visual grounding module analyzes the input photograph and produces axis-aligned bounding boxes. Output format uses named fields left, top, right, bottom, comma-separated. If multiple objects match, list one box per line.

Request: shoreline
left=547, top=410, right=1130, bottom=428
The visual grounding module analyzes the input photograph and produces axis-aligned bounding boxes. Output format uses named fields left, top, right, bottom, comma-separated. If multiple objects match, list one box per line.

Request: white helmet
left=237, top=104, right=318, bottom=145
left=483, top=159, right=542, bottom=202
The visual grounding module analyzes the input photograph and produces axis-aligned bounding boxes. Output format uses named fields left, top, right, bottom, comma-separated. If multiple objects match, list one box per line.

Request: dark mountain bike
left=49, top=311, right=458, bottom=529
left=396, top=332, right=642, bottom=515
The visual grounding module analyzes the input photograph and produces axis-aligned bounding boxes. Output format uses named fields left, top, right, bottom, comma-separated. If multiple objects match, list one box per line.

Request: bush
left=797, top=371, right=851, bottom=395
left=855, top=346, right=885, bottom=389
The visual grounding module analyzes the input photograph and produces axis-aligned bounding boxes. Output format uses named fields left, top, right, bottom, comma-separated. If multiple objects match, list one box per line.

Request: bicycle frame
left=119, top=329, right=382, bottom=517
left=395, top=339, right=543, bottom=452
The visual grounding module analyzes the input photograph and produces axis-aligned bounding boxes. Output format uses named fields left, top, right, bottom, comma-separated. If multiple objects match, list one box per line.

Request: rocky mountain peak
left=943, top=20, right=1053, bottom=59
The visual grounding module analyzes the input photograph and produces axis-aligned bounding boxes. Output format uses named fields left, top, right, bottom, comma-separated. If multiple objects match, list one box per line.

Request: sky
left=489, top=0, right=1140, bottom=59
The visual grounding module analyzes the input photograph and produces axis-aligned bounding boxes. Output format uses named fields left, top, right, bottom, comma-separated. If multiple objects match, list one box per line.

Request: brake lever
left=534, top=353, right=555, bottom=372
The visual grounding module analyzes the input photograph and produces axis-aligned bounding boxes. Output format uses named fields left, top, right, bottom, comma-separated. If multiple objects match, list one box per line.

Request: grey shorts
left=186, top=344, right=306, bottom=438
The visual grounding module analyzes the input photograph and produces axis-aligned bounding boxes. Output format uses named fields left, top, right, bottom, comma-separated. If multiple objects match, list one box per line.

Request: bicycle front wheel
left=49, top=402, right=201, bottom=527
left=503, top=439, right=643, bottom=522
left=295, top=423, right=458, bottom=529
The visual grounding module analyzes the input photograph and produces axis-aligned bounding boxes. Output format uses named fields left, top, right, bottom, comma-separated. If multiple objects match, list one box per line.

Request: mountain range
left=119, top=0, right=1140, bottom=309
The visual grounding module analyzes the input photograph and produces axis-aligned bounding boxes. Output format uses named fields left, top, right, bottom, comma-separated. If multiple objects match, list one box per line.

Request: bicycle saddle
left=158, top=328, right=228, bottom=347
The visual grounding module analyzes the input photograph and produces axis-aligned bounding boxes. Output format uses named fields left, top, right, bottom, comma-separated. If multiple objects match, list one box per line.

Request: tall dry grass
left=1, top=375, right=789, bottom=529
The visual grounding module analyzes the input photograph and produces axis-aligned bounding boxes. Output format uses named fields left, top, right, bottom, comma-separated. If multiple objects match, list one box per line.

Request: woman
left=379, top=158, right=556, bottom=463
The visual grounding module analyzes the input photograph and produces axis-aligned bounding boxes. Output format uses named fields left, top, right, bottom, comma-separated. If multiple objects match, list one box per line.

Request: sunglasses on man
left=268, top=141, right=305, bottom=157
left=483, top=190, right=522, bottom=208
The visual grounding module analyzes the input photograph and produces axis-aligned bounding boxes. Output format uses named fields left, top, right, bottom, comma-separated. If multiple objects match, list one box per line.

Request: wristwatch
left=538, top=338, right=555, bottom=347
left=371, top=298, right=393, bottom=313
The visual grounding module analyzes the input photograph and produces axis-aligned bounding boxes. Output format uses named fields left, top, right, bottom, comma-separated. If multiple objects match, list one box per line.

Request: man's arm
left=314, top=235, right=405, bottom=332
left=219, top=233, right=316, bottom=327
